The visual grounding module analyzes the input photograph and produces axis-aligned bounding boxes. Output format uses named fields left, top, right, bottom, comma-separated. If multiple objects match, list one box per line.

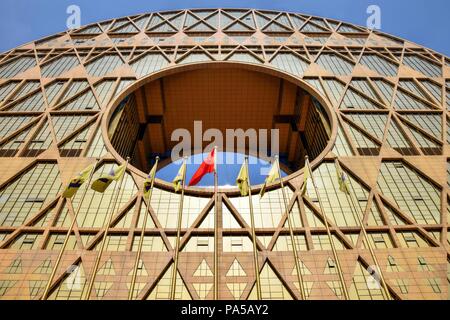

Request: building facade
left=0, top=8, right=449, bottom=300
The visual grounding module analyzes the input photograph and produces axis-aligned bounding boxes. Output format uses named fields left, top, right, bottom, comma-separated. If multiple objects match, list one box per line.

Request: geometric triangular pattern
left=348, top=261, right=384, bottom=300
left=292, top=260, right=312, bottom=275
left=97, top=259, right=116, bottom=276
left=400, top=114, right=442, bottom=140
left=226, top=259, right=247, bottom=277
left=0, top=163, right=62, bottom=227
left=193, top=259, right=213, bottom=277
left=33, top=259, right=53, bottom=274
left=345, top=122, right=381, bottom=156
left=305, top=162, right=369, bottom=227
left=340, top=88, right=383, bottom=110
left=385, top=119, right=417, bottom=155
left=248, top=263, right=293, bottom=300
left=0, top=8, right=449, bottom=301
left=192, top=283, right=213, bottom=300
left=345, top=113, right=388, bottom=139
left=59, top=124, right=94, bottom=157
left=377, top=161, right=441, bottom=225
left=394, top=89, right=433, bottom=110
left=146, top=263, right=192, bottom=300
left=47, top=262, right=88, bottom=300
left=226, top=283, right=247, bottom=300
left=359, top=54, right=398, bottom=77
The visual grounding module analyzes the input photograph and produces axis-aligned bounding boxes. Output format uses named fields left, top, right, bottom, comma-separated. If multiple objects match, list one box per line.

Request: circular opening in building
left=106, top=63, right=334, bottom=188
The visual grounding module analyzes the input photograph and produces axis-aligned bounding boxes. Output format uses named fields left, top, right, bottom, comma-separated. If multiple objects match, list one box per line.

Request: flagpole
left=41, top=158, right=100, bottom=300
left=84, top=157, right=130, bottom=300
left=170, top=156, right=187, bottom=300
left=275, top=156, right=307, bottom=300
left=305, top=156, right=349, bottom=300
left=213, top=147, right=219, bottom=300
left=128, top=156, right=160, bottom=300
left=334, top=159, right=391, bottom=300
left=245, top=156, right=262, bottom=300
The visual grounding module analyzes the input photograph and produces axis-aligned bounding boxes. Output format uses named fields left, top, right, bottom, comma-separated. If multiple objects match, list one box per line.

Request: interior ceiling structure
left=108, top=66, right=331, bottom=173
left=0, top=8, right=449, bottom=301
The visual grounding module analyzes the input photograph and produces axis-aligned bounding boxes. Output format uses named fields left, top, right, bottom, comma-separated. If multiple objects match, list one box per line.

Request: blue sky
left=0, top=0, right=449, bottom=55
left=156, top=152, right=288, bottom=187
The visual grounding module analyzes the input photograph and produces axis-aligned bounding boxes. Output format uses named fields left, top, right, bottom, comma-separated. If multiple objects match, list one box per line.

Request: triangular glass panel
left=289, top=15, right=306, bottom=29
left=113, top=204, right=135, bottom=228
left=111, top=22, right=139, bottom=34
left=178, top=51, right=212, bottom=64
left=248, top=263, right=293, bottom=300
left=324, top=257, right=338, bottom=274
left=366, top=200, right=385, bottom=226
left=403, top=122, right=442, bottom=155
left=41, top=55, right=80, bottom=78
left=94, top=282, right=113, bottom=299
left=270, top=52, right=309, bottom=77
left=127, top=259, right=148, bottom=277
left=192, top=283, right=213, bottom=300
left=58, top=90, right=100, bottom=111
left=401, top=114, right=442, bottom=140
left=385, top=120, right=418, bottom=155
left=346, top=123, right=381, bottom=156
left=322, top=78, right=346, bottom=106
left=226, top=259, right=247, bottom=277
left=350, top=79, right=380, bottom=102
left=130, top=52, right=169, bottom=78
left=419, top=79, right=442, bottom=103
left=398, top=79, right=427, bottom=100
left=377, top=162, right=441, bottom=225
left=254, top=13, right=271, bottom=29
left=226, top=283, right=247, bottom=300
left=0, top=163, right=61, bottom=226
left=97, top=259, right=116, bottom=276
left=59, top=124, right=93, bottom=157
left=193, top=259, right=213, bottom=277
left=292, top=260, right=312, bottom=275
left=332, top=125, right=354, bottom=156
left=146, top=263, right=191, bottom=300
left=348, top=261, right=384, bottom=300
left=8, top=91, right=46, bottom=112
left=51, top=115, right=91, bottom=142
left=359, top=54, right=398, bottom=77
left=48, top=262, right=88, bottom=300
left=372, top=79, right=394, bottom=105
left=34, top=259, right=52, bottom=274
left=301, top=22, right=328, bottom=33
left=346, top=113, right=388, bottom=139
left=227, top=51, right=261, bottom=64
left=340, top=88, right=383, bottom=110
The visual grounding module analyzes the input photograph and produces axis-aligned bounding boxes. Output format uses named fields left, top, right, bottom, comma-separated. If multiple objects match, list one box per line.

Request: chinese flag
left=188, top=148, right=216, bottom=186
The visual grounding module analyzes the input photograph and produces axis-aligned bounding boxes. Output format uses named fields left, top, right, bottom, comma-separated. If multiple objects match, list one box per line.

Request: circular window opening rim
left=102, top=61, right=338, bottom=196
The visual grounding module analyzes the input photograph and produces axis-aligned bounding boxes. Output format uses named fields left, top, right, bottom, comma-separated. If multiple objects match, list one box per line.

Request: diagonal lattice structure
left=0, top=9, right=449, bottom=300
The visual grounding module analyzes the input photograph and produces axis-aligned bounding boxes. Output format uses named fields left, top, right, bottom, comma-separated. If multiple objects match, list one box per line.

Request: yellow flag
left=236, top=162, right=249, bottom=196
left=335, top=161, right=350, bottom=194
left=143, top=162, right=158, bottom=198
left=260, top=160, right=280, bottom=198
left=301, top=161, right=310, bottom=196
left=172, top=161, right=186, bottom=193
left=91, top=162, right=126, bottom=193
left=62, top=163, right=94, bottom=198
